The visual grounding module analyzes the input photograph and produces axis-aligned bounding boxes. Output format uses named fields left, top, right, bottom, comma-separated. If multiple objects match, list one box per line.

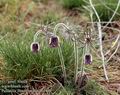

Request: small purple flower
left=49, top=36, right=59, bottom=48
left=30, top=42, right=40, bottom=53
left=84, top=54, right=92, bottom=64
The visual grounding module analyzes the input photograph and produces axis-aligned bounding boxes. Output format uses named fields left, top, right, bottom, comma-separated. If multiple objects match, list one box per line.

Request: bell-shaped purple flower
left=30, top=42, right=40, bottom=53
left=84, top=54, right=92, bottom=64
left=49, top=36, right=59, bottom=48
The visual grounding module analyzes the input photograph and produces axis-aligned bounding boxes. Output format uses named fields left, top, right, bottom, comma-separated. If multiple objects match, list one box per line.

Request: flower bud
left=30, top=42, right=40, bottom=53
left=84, top=54, right=92, bottom=64
left=49, top=36, right=59, bottom=48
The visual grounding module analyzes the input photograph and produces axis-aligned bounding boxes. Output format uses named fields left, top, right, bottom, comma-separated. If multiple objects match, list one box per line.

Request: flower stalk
left=89, top=0, right=109, bottom=81
left=53, top=23, right=70, bottom=82
left=73, top=36, right=79, bottom=83
left=53, top=23, right=79, bottom=83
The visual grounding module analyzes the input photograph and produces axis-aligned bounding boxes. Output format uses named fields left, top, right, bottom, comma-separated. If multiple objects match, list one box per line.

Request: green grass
left=0, top=0, right=116, bottom=94
left=80, top=80, right=110, bottom=95
left=87, top=0, right=120, bottom=21
left=0, top=31, right=75, bottom=80
left=0, top=31, right=111, bottom=94
left=60, top=0, right=85, bottom=9
left=41, top=11, right=60, bottom=24
left=53, top=79, right=110, bottom=95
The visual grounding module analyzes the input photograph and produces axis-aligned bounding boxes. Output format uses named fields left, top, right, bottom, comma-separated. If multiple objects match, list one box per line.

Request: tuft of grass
left=87, top=0, right=120, bottom=21
left=80, top=80, right=109, bottom=95
left=41, top=11, right=60, bottom=24
left=0, top=0, right=36, bottom=33
left=54, top=79, right=110, bottom=95
left=60, top=0, right=85, bottom=9
left=0, top=32, right=75, bottom=80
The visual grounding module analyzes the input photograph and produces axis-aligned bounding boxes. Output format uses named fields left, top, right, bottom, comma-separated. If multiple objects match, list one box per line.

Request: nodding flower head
left=30, top=42, right=40, bottom=53
left=84, top=54, right=92, bottom=64
left=49, top=36, right=59, bottom=48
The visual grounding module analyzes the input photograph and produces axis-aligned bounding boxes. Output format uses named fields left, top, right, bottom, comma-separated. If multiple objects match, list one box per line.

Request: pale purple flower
left=30, top=42, right=40, bottom=53
left=49, top=36, right=59, bottom=48
left=84, top=54, right=92, bottom=64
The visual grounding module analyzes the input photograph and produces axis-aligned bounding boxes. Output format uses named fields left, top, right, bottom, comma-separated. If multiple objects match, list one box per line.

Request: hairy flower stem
left=97, top=23, right=109, bottom=81
left=58, top=45, right=67, bottom=81
left=77, top=47, right=85, bottom=87
left=54, top=23, right=69, bottom=80
left=54, top=23, right=72, bottom=83
left=34, top=30, right=42, bottom=42
left=74, top=38, right=79, bottom=83
left=54, top=23, right=70, bottom=35
left=89, top=0, right=109, bottom=81
left=81, top=48, right=85, bottom=76
left=54, top=23, right=81, bottom=84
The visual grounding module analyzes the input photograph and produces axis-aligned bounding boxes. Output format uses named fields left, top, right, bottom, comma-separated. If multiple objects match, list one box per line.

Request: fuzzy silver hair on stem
left=53, top=23, right=80, bottom=84
left=30, top=42, right=40, bottom=53
left=89, top=0, right=109, bottom=81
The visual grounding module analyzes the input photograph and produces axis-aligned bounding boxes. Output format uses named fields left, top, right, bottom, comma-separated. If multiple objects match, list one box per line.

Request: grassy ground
left=0, top=0, right=120, bottom=95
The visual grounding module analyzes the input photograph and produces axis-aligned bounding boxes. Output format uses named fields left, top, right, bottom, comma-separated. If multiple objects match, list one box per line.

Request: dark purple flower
left=84, top=54, right=92, bottom=64
left=30, top=42, right=40, bottom=53
left=49, top=36, right=59, bottom=48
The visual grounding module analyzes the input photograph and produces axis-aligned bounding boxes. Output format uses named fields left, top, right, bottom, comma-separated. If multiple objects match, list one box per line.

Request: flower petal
left=84, top=54, right=92, bottom=64
left=30, top=42, right=40, bottom=53
left=49, top=36, right=59, bottom=48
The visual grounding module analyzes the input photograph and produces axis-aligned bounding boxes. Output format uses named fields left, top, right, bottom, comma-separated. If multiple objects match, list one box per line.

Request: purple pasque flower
left=49, top=36, right=59, bottom=48
left=30, top=42, right=40, bottom=53
left=84, top=54, right=92, bottom=64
